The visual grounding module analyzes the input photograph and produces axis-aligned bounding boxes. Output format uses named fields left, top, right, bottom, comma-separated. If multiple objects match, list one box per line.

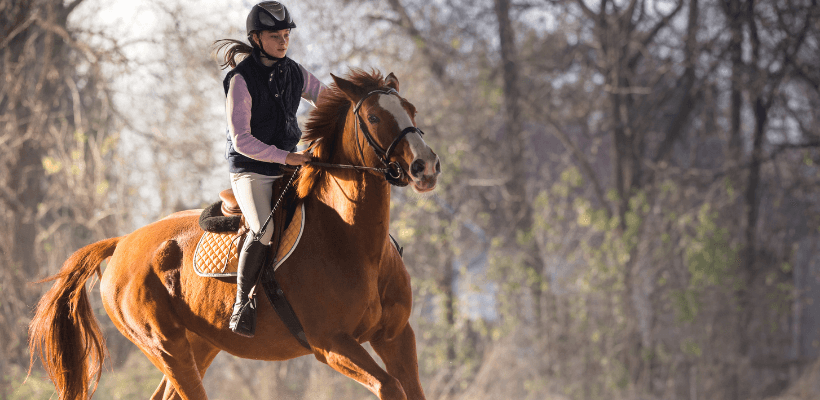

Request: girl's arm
left=299, top=64, right=328, bottom=107
left=226, top=74, right=289, bottom=164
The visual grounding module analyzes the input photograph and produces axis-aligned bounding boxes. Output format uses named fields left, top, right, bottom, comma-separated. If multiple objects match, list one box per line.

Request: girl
left=214, top=1, right=326, bottom=337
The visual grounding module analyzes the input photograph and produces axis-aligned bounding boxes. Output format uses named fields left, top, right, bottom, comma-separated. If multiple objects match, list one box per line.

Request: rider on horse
left=217, top=1, right=327, bottom=337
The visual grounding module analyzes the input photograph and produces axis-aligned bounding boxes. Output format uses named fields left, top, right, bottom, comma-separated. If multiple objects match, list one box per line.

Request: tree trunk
left=725, top=0, right=744, bottom=165
left=735, top=2, right=767, bottom=399
left=493, top=0, right=545, bottom=331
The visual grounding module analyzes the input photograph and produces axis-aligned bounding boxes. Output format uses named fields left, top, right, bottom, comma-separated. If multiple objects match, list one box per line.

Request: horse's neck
left=318, top=173, right=390, bottom=229
left=318, top=112, right=391, bottom=230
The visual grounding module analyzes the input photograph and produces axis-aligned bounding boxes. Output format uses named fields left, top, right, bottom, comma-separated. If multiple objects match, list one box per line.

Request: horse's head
left=331, top=72, right=440, bottom=193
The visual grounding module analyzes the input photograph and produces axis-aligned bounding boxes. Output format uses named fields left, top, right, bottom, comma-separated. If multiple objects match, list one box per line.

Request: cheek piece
left=352, top=89, right=426, bottom=186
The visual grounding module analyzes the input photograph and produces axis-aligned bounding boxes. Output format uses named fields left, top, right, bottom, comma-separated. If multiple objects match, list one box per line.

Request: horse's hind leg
left=103, top=240, right=211, bottom=400
left=136, top=325, right=208, bottom=400
left=314, top=334, right=408, bottom=400
left=371, top=324, right=426, bottom=400
left=151, top=332, right=221, bottom=400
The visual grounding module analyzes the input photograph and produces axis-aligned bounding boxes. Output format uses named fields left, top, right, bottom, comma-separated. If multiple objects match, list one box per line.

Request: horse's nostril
left=435, top=159, right=441, bottom=173
left=411, top=159, right=426, bottom=176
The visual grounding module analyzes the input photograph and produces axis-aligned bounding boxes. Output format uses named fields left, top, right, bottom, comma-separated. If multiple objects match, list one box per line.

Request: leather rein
left=308, top=88, right=425, bottom=186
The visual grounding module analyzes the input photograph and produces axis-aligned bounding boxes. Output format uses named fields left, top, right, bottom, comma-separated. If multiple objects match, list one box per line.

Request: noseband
left=352, top=88, right=425, bottom=185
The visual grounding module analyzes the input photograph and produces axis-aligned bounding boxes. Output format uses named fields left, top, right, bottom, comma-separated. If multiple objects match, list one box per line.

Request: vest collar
left=251, top=47, right=286, bottom=70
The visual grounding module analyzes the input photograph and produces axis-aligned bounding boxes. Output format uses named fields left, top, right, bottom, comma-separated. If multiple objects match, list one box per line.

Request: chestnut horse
left=28, top=70, right=440, bottom=400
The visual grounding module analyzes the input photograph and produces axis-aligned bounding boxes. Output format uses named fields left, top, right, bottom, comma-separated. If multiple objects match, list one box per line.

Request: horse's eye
left=368, top=115, right=379, bottom=123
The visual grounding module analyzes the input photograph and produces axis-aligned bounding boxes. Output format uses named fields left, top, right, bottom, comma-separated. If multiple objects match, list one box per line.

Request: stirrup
left=229, top=298, right=257, bottom=338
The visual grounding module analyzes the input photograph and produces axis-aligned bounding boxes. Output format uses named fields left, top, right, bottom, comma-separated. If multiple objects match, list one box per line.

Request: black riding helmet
left=247, top=1, right=296, bottom=36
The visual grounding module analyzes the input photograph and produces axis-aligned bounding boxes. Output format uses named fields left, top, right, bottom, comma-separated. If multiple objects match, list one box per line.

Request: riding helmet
left=247, top=1, right=296, bottom=35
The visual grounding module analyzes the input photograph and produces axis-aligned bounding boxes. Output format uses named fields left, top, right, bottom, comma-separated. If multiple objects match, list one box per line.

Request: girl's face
left=254, top=29, right=290, bottom=58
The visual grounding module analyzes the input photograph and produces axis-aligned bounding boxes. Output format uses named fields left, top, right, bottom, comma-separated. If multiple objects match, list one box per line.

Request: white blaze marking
left=377, top=94, right=431, bottom=164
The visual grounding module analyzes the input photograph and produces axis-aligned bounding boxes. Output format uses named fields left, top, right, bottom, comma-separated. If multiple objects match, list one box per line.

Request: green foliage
left=4, top=365, right=55, bottom=400
left=604, top=358, right=629, bottom=390
left=486, top=247, right=526, bottom=332
left=680, top=338, right=703, bottom=358
left=670, top=204, right=739, bottom=324
left=512, top=167, right=664, bottom=397
left=412, top=274, right=485, bottom=383
left=670, top=289, right=699, bottom=323
left=6, top=352, right=166, bottom=399
left=561, top=166, right=584, bottom=187
left=724, top=177, right=736, bottom=199
left=687, top=205, right=737, bottom=287
left=765, top=262, right=795, bottom=331
left=96, top=353, right=164, bottom=399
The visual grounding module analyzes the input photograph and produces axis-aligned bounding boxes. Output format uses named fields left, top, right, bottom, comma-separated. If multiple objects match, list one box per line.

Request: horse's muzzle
left=410, top=155, right=440, bottom=192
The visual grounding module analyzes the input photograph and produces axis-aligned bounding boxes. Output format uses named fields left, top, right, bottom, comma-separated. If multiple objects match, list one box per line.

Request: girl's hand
left=285, top=151, right=311, bottom=166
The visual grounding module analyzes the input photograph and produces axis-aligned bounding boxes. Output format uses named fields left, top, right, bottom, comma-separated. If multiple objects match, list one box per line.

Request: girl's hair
left=212, top=38, right=254, bottom=70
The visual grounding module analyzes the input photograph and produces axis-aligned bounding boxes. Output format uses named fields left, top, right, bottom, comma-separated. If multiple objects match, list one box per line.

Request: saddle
left=195, top=170, right=301, bottom=276
left=218, top=189, right=243, bottom=217
left=195, top=169, right=311, bottom=349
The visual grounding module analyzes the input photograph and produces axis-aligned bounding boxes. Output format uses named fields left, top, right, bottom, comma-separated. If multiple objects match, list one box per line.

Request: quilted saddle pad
left=193, top=203, right=305, bottom=277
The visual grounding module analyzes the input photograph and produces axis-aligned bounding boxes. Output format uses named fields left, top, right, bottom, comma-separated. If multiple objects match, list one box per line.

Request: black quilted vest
left=223, top=48, right=304, bottom=176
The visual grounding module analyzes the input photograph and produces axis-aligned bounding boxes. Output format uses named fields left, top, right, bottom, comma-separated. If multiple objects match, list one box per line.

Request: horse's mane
left=296, top=69, right=387, bottom=198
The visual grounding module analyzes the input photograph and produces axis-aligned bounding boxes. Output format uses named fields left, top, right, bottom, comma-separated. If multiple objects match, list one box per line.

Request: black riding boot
left=229, top=236, right=270, bottom=337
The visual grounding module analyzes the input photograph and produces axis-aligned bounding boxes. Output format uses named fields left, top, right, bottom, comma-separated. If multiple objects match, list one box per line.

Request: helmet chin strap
left=258, top=46, right=282, bottom=61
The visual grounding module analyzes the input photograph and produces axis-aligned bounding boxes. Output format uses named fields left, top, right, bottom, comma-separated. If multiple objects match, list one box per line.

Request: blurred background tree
left=1, top=0, right=125, bottom=381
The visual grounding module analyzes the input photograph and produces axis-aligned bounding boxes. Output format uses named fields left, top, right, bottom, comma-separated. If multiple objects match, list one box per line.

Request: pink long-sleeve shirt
left=226, top=64, right=327, bottom=164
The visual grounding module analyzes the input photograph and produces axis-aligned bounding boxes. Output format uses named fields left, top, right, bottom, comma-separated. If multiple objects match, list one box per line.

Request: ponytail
left=212, top=39, right=254, bottom=70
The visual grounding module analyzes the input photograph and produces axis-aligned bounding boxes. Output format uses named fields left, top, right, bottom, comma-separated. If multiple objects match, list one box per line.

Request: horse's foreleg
left=152, top=377, right=170, bottom=400
left=371, top=324, right=426, bottom=400
left=152, top=332, right=221, bottom=400
left=314, top=333, right=408, bottom=400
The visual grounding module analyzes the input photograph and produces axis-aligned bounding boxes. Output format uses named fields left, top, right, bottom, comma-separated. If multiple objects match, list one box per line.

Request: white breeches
left=229, top=172, right=281, bottom=245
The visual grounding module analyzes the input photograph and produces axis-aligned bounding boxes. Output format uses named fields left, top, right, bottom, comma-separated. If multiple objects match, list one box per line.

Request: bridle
left=353, top=88, right=426, bottom=183
left=309, top=88, right=425, bottom=186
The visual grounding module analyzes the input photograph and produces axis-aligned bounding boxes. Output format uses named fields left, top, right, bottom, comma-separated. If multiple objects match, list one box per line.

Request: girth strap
left=260, top=266, right=312, bottom=350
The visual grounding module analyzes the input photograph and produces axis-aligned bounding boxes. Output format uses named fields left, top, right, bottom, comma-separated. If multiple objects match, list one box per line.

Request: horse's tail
left=28, top=237, right=121, bottom=400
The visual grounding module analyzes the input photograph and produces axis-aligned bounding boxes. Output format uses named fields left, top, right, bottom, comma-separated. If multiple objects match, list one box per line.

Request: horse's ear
left=331, top=73, right=366, bottom=103
left=385, top=72, right=399, bottom=92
